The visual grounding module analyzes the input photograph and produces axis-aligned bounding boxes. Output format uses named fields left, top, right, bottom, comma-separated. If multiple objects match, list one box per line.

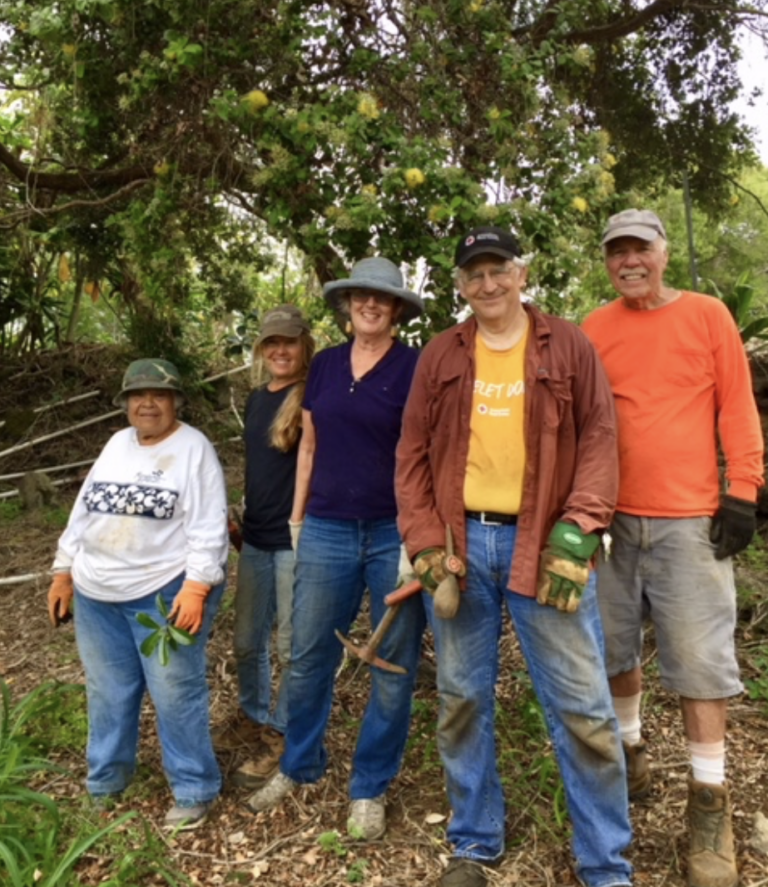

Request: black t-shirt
left=242, top=385, right=298, bottom=550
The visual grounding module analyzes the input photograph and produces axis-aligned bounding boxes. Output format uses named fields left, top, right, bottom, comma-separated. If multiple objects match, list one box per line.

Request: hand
left=709, top=495, right=756, bottom=560
left=48, top=572, right=74, bottom=627
left=288, top=519, right=303, bottom=553
left=168, top=580, right=210, bottom=634
left=536, top=521, right=600, bottom=613
left=228, top=505, right=243, bottom=552
left=413, top=547, right=466, bottom=593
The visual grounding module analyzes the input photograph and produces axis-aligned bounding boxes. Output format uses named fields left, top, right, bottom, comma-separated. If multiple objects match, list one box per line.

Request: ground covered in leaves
left=1, top=346, right=767, bottom=887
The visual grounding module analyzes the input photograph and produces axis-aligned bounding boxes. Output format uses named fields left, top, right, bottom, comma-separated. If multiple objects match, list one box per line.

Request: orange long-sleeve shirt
left=582, top=291, right=764, bottom=516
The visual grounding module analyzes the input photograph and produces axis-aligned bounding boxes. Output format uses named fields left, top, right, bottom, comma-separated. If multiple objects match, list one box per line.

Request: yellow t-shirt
left=463, top=330, right=527, bottom=514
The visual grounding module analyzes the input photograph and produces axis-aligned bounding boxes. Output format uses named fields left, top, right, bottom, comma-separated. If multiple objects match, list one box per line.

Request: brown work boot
left=687, top=778, right=738, bottom=887
left=623, top=739, right=651, bottom=800
left=232, top=728, right=285, bottom=789
left=211, top=710, right=264, bottom=751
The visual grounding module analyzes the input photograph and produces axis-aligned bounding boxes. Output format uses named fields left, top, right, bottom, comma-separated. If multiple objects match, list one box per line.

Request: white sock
left=612, top=693, right=642, bottom=745
left=688, top=740, right=726, bottom=785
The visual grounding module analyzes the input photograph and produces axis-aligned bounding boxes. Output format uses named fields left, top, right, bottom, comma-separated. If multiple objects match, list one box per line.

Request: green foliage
left=706, top=274, right=768, bottom=345
left=137, top=594, right=196, bottom=666
left=0, top=500, right=22, bottom=523
left=0, top=0, right=765, bottom=348
left=0, top=680, right=192, bottom=886
left=317, top=830, right=347, bottom=857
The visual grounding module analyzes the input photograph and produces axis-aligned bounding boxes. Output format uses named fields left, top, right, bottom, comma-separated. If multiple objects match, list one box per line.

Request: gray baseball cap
left=601, top=209, right=667, bottom=245
left=254, top=304, right=310, bottom=346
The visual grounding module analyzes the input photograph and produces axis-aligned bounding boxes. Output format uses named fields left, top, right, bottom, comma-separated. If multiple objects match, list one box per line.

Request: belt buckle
left=479, top=512, right=502, bottom=526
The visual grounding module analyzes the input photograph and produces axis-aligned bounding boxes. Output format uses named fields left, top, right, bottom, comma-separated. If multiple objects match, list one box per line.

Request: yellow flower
left=571, top=197, right=589, bottom=214
left=361, top=184, right=378, bottom=196
left=58, top=255, right=71, bottom=283
left=469, top=0, right=485, bottom=11
left=428, top=205, right=444, bottom=223
left=602, top=153, right=617, bottom=169
left=488, top=107, right=501, bottom=121
left=153, top=160, right=170, bottom=177
left=404, top=168, right=426, bottom=189
left=357, top=93, right=380, bottom=120
left=62, top=44, right=77, bottom=58
left=243, top=90, right=270, bottom=113
left=730, top=195, right=740, bottom=206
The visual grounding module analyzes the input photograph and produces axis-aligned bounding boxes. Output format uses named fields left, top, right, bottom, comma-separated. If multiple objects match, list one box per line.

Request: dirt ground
left=1, top=346, right=767, bottom=886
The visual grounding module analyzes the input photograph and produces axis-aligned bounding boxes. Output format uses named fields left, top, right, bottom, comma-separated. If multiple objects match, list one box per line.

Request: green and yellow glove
left=536, top=521, right=600, bottom=613
left=413, top=547, right=466, bottom=593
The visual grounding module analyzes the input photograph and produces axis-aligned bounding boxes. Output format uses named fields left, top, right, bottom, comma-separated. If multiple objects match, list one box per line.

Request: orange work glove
left=168, top=579, right=211, bottom=634
left=48, top=572, right=74, bottom=627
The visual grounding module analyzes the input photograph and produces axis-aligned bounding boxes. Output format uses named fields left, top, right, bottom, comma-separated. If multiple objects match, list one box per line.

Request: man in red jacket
left=396, top=225, right=632, bottom=887
left=583, top=208, right=764, bottom=887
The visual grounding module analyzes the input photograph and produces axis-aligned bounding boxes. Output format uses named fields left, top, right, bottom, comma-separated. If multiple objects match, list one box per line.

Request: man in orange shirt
left=583, top=209, right=764, bottom=887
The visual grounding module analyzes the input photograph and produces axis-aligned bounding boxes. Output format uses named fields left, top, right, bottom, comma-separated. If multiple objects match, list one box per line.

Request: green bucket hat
left=113, top=358, right=185, bottom=407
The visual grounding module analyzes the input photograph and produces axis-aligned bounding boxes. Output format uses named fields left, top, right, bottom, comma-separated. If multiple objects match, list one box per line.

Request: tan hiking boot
left=623, top=740, right=651, bottom=800
left=232, top=728, right=285, bottom=789
left=211, top=711, right=264, bottom=751
left=687, top=778, right=738, bottom=887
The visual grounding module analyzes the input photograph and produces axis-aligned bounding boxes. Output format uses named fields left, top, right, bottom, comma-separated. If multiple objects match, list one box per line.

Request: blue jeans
left=234, top=543, right=295, bottom=732
left=74, top=573, right=224, bottom=805
left=426, top=520, right=632, bottom=887
left=281, top=515, right=426, bottom=799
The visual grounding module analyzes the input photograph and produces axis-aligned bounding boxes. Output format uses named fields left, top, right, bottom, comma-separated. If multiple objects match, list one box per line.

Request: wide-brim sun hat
left=113, top=358, right=185, bottom=407
left=323, top=257, right=424, bottom=323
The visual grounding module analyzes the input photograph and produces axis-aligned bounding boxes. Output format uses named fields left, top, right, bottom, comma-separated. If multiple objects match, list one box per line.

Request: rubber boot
left=687, top=778, right=738, bottom=887
left=623, top=740, right=651, bottom=800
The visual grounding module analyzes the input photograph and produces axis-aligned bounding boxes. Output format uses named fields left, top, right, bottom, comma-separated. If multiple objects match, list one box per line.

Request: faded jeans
left=280, top=514, right=426, bottom=799
left=425, top=519, right=633, bottom=887
left=74, top=573, right=225, bottom=804
left=234, top=543, right=294, bottom=732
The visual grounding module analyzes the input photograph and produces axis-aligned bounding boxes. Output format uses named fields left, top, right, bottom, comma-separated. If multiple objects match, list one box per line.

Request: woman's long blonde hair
left=250, top=330, right=315, bottom=452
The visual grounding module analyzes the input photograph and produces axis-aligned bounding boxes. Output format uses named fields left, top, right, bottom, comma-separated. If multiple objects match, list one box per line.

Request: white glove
left=397, top=543, right=417, bottom=586
left=289, top=520, right=303, bottom=553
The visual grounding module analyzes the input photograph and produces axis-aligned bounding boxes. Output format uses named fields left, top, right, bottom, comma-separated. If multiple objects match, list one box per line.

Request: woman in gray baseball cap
left=216, top=305, right=316, bottom=788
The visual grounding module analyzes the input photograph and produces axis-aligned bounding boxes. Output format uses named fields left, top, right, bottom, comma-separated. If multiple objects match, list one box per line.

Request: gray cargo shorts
left=595, top=512, right=743, bottom=699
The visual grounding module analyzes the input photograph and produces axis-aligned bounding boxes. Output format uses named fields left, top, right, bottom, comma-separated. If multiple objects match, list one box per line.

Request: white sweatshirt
left=53, top=423, right=229, bottom=602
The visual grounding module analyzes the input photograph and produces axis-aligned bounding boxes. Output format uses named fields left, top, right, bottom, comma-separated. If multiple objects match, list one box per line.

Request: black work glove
left=709, top=495, right=756, bottom=560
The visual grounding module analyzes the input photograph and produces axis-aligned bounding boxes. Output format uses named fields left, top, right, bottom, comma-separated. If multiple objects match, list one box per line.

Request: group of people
left=48, top=210, right=763, bottom=887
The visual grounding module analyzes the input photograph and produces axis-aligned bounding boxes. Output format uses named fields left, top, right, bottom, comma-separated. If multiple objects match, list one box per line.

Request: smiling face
left=348, top=290, right=400, bottom=339
left=604, top=235, right=669, bottom=306
left=457, top=255, right=527, bottom=331
left=127, top=389, right=179, bottom=445
left=261, top=335, right=304, bottom=387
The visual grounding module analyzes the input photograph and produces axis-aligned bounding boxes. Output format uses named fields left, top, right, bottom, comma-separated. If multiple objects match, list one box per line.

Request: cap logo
left=464, top=235, right=475, bottom=246
left=475, top=233, right=501, bottom=242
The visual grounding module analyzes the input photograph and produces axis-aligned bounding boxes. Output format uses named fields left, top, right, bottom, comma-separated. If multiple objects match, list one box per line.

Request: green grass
left=0, top=679, right=191, bottom=887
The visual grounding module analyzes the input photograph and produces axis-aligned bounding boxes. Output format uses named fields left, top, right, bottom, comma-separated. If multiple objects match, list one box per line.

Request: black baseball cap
left=454, top=225, right=522, bottom=268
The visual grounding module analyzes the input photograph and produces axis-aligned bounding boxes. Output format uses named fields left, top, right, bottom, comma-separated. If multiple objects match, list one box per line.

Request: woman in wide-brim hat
left=47, top=358, right=229, bottom=831
left=245, top=257, right=426, bottom=842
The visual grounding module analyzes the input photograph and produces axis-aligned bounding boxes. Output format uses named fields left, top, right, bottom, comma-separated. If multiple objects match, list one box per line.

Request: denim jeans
left=74, top=573, right=224, bottom=805
left=425, top=519, right=633, bottom=887
left=234, top=543, right=295, bottom=732
left=280, top=514, right=426, bottom=799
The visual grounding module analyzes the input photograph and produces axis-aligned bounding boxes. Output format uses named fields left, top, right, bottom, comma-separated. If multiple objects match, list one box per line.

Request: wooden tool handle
left=384, top=578, right=423, bottom=606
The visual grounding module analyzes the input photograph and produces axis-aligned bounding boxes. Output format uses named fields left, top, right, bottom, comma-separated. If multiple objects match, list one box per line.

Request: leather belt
left=465, top=510, right=518, bottom=526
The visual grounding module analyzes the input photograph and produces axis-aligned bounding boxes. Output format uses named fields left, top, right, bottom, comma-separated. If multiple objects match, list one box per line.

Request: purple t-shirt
left=304, top=339, right=419, bottom=520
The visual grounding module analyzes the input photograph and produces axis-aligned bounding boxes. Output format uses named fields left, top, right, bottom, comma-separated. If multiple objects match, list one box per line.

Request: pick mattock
left=334, top=578, right=422, bottom=674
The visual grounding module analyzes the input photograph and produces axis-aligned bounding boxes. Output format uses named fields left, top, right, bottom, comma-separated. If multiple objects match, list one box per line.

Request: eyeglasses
left=460, top=263, right=517, bottom=290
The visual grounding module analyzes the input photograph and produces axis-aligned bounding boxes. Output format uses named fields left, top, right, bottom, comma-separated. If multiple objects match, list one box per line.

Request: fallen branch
left=0, top=572, right=48, bottom=586
left=0, top=458, right=94, bottom=482
left=0, top=390, right=101, bottom=430
left=0, top=475, right=80, bottom=500
left=0, top=410, right=122, bottom=461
